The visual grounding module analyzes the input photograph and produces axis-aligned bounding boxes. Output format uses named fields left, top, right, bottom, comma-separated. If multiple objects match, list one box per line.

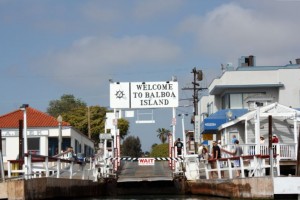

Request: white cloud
left=178, top=2, right=300, bottom=66
left=133, top=0, right=183, bottom=20
left=34, top=35, right=181, bottom=87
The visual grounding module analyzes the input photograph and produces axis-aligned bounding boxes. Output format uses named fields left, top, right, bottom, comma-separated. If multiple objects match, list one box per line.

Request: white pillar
left=294, top=112, right=298, bottom=158
left=255, top=107, right=260, bottom=154
left=23, top=108, right=28, bottom=154
left=172, top=107, right=176, bottom=146
left=181, top=115, right=186, bottom=157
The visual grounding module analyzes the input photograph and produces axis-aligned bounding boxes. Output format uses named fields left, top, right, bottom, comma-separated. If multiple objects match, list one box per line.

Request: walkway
left=118, top=160, right=173, bottom=182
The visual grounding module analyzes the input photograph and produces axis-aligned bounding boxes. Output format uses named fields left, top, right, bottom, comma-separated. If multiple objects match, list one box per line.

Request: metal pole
left=58, top=121, right=62, bottom=154
left=0, top=129, right=4, bottom=181
left=0, top=151, right=5, bottom=182
left=20, top=104, right=29, bottom=179
left=23, top=108, right=28, bottom=155
left=181, top=115, right=186, bottom=157
left=269, top=115, right=274, bottom=177
left=172, top=107, right=176, bottom=146
left=57, top=115, right=63, bottom=154
left=296, top=123, right=300, bottom=176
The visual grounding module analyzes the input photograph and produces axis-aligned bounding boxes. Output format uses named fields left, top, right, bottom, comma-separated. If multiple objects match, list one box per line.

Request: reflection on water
left=73, top=195, right=228, bottom=200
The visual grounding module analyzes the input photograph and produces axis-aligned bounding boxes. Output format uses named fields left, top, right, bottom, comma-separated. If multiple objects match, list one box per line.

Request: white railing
left=222, top=143, right=297, bottom=160
left=7, top=153, right=94, bottom=180
left=197, top=154, right=280, bottom=180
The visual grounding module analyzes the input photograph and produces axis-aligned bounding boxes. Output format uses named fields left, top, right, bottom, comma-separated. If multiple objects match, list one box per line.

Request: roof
left=218, top=103, right=300, bottom=130
left=0, top=107, right=70, bottom=128
left=210, top=84, right=284, bottom=95
left=200, top=109, right=248, bottom=134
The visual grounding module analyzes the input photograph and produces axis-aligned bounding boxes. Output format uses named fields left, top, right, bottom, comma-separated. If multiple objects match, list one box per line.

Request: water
left=73, top=195, right=228, bottom=200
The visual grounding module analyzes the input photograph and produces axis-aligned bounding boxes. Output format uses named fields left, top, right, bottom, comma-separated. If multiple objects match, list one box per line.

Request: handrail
left=197, top=154, right=279, bottom=180
left=7, top=153, right=91, bottom=180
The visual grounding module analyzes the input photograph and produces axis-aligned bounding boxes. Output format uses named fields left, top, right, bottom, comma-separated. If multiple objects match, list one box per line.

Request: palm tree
left=156, top=128, right=170, bottom=144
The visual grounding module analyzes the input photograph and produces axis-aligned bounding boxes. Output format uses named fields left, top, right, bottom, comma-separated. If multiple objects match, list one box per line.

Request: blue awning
left=200, top=109, right=248, bottom=134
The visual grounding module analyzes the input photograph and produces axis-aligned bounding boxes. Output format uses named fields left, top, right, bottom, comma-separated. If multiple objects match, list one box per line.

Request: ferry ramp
left=117, top=160, right=174, bottom=182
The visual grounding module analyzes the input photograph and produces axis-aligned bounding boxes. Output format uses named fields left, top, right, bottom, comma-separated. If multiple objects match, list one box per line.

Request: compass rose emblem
left=115, top=90, right=125, bottom=99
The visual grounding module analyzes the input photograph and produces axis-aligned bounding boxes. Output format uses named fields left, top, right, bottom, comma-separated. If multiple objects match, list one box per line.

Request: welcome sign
left=110, top=81, right=178, bottom=109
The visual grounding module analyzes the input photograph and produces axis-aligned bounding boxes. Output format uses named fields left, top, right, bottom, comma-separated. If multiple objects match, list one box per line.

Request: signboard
left=110, top=81, right=178, bottom=109
left=99, top=133, right=112, bottom=140
left=138, top=158, right=155, bottom=166
left=194, top=115, right=200, bottom=143
left=202, top=133, right=213, bottom=140
left=1, top=130, right=49, bottom=137
left=110, top=82, right=130, bottom=108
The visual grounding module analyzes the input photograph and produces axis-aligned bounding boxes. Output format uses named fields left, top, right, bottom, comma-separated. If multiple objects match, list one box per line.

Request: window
left=222, top=92, right=266, bottom=109
left=207, top=102, right=214, bottom=115
left=28, top=138, right=40, bottom=155
left=75, top=140, right=79, bottom=154
left=1, top=139, right=6, bottom=156
left=230, top=94, right=243, bottom=109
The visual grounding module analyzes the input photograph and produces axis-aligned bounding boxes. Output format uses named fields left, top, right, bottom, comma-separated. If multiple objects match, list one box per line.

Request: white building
left=198, top=56, right=300, bottom=147
left=0, top=106, right=94, bottom=165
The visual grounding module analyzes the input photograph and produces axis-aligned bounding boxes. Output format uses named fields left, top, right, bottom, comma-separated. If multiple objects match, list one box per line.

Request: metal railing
left=7, top=153, right=93, bottom=180
left=198, top=154, right=280, bottom=180
left=222, top=143, right=297, bottom=160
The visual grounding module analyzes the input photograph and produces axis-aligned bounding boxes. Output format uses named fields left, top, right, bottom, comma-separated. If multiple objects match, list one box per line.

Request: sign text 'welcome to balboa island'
left=110, top=81, right=178, bottom=109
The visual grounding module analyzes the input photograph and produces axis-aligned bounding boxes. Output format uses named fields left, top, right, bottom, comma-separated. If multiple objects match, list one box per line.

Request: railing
left=197, top=154, right=280, bottom=180
left=7, top=153, right=93, bottom=180
left=222, top=143, right=297, bottom=160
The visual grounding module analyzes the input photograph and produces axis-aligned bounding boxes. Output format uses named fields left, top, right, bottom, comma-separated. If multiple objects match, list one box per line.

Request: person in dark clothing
left=174, top=138, right=183, bottom=156
left=211, top=141, right=224, bottom=178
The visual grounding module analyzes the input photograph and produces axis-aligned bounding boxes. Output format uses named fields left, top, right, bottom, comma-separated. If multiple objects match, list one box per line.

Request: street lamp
left=20, top=104, right=29, bottom=179
left=20, top=104, right=29, bottom=155
left=57, top=115, right=63, bottom=154
left=178, top=113, right=188, bottom=157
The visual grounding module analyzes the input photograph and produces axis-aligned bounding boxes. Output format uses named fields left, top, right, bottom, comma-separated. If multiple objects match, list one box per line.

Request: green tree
left=46, top=94, right=131, bottom=143
left=117, top=118, right=130, bottom=140
left=156, top=128, right=170, bottom=144
left=61, top=106, right=108, bottom=142
left=121, top=136, right=142, bottom=157
left=150, top=143, right=169, bottom=157
left=47, top=94, right=86, bottom=117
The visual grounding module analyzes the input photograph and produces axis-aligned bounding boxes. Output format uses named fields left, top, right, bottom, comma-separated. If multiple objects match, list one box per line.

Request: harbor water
left=73, top=195, right=228, bottom=200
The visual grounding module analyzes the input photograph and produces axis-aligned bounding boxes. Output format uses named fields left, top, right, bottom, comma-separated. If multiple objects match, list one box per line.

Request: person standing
left=197, top=144, right=203, bottom=160
left=272, top=135, right=279, bottom=143
left=260, top=136, right=266, bottom=154
left=272, top=134, right=279, bottom=155
left=210, top=141, right=224, bottom=178
left=231, top=135, right=237, bottom=144
left=232, top=140, right=243, bottom=177
left=174, top=138, right=183, bottom=156
left=231, top=135, right=237, bottom=150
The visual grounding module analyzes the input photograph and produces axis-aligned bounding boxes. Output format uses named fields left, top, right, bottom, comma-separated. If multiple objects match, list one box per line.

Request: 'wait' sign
left=138, top=158, right=155, bottom=166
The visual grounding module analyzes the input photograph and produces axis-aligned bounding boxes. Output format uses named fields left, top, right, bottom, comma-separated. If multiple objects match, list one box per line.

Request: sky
left=1, top=0, right=300, bottom=152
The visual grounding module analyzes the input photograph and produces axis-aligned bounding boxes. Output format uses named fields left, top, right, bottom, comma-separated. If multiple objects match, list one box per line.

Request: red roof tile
left=0, top=107, right=70, bottom=128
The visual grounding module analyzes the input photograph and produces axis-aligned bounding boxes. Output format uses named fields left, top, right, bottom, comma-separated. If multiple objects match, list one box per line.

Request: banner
left=110, top=81, right=178, bottom=109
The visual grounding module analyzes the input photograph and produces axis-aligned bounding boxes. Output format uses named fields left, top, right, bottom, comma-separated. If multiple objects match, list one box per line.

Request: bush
left=150, top=143, right=169, bottom=157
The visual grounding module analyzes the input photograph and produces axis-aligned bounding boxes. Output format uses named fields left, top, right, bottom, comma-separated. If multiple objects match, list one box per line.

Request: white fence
left=6, top=153, right=94, bottom=180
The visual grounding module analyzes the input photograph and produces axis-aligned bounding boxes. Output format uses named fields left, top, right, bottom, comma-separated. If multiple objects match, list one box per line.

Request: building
left=199, top=56, right=300, bottom=147
left=0, top=106, right=94, bottom=166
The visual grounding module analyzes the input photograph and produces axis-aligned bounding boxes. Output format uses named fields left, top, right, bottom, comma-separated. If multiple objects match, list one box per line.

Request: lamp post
left=20, top=104, right=29, bottom=179
left=178, top=113, right=188, bottom=157
left=57, top=115, right=63, bottom=154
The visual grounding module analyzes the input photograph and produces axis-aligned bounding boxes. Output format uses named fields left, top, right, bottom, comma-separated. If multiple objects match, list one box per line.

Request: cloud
left=133, top=0, right=183, bottom=20
left=178, top=2, right=300, bottom=65
left=33, top=35, right=181, bottom=87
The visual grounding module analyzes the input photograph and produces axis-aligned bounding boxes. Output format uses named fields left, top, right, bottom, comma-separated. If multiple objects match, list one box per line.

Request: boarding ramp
left=117, top=159, right=174, bottom=182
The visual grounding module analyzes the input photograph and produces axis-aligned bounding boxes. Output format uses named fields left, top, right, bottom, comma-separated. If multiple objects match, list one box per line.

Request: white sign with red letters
left=138, top=158, right=155, bottom=166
